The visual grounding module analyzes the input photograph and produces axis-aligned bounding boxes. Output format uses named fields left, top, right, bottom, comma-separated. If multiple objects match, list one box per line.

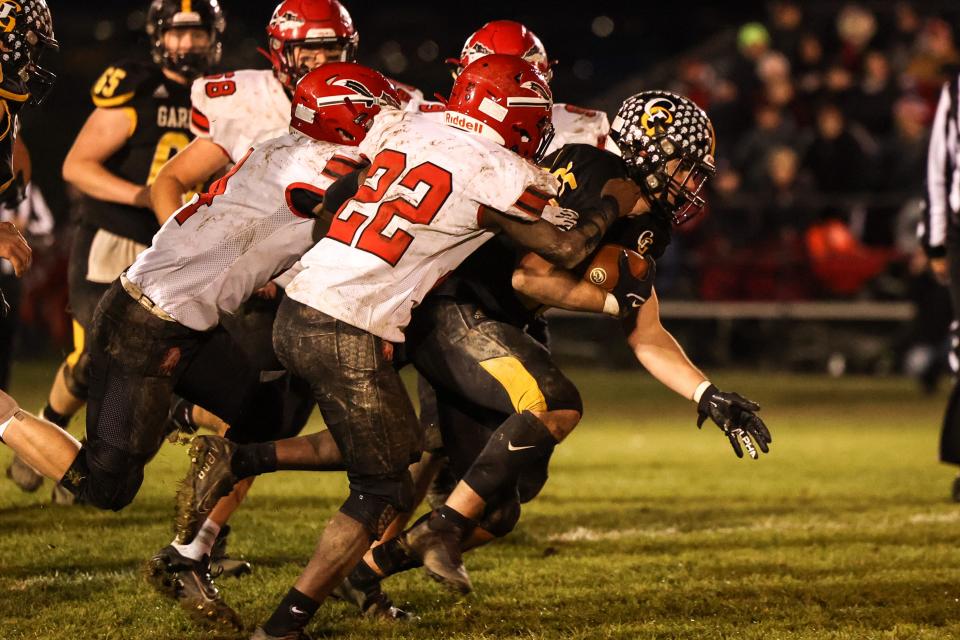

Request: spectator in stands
left=767, top=1, right=804, bottom=60
left=803, top=103, right=872, bottom=195
left=849, top=50, right=897, bottom=136
left=734, top=103, right=799, bottom=189
left=904, top=18, right=960, bottom=99
left=835, top=4, right=878, bottom=71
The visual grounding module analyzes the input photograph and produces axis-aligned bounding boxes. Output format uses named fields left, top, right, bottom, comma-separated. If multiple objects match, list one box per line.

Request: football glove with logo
left=696, top=385, right=771, bottom=459
left=611, top=251, right=654, bottom=315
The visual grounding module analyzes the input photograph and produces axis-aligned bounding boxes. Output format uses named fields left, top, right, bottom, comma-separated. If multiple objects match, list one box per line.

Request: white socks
left=171, top=518, right=221, bottom=562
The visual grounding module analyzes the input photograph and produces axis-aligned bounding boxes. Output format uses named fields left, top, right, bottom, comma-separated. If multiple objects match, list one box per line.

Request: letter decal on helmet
left=0, top=1, right=21, bottom=33
left=272, top=10, right=305, bottom=31
left=640, top=97, right=675, bottom=136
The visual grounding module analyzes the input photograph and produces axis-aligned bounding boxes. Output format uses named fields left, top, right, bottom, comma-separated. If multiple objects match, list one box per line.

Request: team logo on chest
left=637, top=230, right=654, bottom=255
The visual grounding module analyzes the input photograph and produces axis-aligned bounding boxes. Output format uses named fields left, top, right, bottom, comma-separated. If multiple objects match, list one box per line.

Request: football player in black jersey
left=0, top=0, right=97, bottom=511
left=4, top=0, right=226, bottom=499
left=323, top=92, right=773, bottom=613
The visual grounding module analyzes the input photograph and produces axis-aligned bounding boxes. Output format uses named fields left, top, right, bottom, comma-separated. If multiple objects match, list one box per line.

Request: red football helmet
left=266, top=0, right=359, bottom=91
left=445, top=54, right=554, bottom=161
left=451, top=20, right=552, bottom=81
left=290, top=62, right=401, bottom=145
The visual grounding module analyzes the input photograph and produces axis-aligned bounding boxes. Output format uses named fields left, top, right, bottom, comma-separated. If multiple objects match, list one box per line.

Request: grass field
left=1, top=361, right=959, bottom=639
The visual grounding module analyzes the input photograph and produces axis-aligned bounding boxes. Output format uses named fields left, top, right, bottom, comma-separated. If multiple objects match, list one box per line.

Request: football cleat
left=210, top=524, right=252, bottom=579
left=145, top=545, right=242, bottom=630
left=249, top=627, right=314, bottom=640
left=331, top=575, right=414, bottom=620
left=174, top=436, right=239, bottom=545
left=402, top=513, right=473, bottom=595
left=5, top=454, right=43, bottom=492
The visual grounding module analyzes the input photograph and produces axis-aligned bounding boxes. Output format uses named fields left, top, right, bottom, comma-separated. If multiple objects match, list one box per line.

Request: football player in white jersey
left=0, top=63, right=400, bottom=630
left=413, top=20, right=609, bottom=156
left=174, top=55, right=641, bottom=640
left=144, top=0, right=359, bottom=567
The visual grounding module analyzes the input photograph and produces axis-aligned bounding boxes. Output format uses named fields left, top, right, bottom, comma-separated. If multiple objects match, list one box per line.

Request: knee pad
left=63, top=352, right=91, bottom=400
left=517, top=448, right=553, bottom=503
left=341, top=471, right=414, bottom=539
left=63, top=443, right=144, bottom=512
left=462, top=411, right=556, bottom=502
left=477, top=499, right=521, bottom=538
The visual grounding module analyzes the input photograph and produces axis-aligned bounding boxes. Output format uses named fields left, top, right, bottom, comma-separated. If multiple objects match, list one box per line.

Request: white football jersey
left=414, top=101, right=609, bottom=157
left=545, top=103, right=610, bottom=156
left=189, top=69, right=291, bottom=163
left=286, top=110, right=559, bottom=342
left=127, top=132, right=363, bottom=331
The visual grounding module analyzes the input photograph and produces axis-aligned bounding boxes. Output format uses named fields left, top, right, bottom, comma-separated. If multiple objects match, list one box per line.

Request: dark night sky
left=32, top=1, right=759, bottom=214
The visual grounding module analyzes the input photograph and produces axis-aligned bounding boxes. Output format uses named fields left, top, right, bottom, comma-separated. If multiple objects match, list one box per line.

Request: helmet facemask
left=273, top=36, right=357, bottom=90
left=610, top=91, right=716, bottom=225
left=22, top=27, right=58, bottom=104
left=147, top=1, right=225, bottom=81
left=636, top=136, right=716, bottom=225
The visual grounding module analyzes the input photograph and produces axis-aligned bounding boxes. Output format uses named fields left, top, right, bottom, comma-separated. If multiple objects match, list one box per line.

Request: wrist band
left=602, top=293, right=620, bottom=316
left=693, top=380, right=713, bottom=403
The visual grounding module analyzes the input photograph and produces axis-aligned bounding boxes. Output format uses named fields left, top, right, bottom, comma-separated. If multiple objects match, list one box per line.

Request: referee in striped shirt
left=923, top=72, right=960, bottom=499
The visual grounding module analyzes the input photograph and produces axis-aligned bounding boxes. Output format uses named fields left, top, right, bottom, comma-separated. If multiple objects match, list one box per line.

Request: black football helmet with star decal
left=608, top=90, right=716, bottom=225
left=0, top=0, right=58, bottom=105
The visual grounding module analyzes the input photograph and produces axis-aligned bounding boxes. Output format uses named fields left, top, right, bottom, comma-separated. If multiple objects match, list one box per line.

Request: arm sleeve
left=923, top=78, right=958, bottom=258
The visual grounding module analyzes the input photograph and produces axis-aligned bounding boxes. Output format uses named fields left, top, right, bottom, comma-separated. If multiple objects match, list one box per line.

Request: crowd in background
left=657, top=1, right=959, bottom=302
left=6, top=2, right=960, bottom=373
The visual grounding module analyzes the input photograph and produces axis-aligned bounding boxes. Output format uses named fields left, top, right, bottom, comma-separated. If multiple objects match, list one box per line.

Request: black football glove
left=696, top=384, right=772, bottom=459
left=610, top=251, right=655, bottom=317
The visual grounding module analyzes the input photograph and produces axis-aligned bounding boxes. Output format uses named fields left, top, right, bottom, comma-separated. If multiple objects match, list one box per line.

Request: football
left=584, top=244, right=650, bottom=291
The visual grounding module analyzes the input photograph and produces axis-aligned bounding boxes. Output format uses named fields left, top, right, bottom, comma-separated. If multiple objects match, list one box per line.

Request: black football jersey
left=430, top=143, right=675, bottom=329
left=80, top=60, right=193, bottom=244
left=544, top=143, right=673, bottom=268
left=0, top=83, right=27, bottom=207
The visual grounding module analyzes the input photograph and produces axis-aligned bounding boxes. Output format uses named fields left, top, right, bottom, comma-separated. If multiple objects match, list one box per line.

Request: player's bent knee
left=478, top=499, right=521, bottom=538
left=341, top=471, right=414, bottom=540
left=65, top=444, right=146, bottom=511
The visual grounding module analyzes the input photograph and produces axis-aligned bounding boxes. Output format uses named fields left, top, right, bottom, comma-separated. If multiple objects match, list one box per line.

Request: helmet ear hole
left=645, top=175, right=660, bottom=190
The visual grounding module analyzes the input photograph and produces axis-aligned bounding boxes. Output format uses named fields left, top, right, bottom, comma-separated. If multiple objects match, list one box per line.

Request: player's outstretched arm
left=512, top=250, right=655, bottom=316
left=482, top=178, right=641, bottom=269
left=62, top=108, right=151, bottom=209
left=0, top=388, right=80, bottom=480
left=150, top=137, right=229, bottom=224
left=623, top=290, right=772, bottom=459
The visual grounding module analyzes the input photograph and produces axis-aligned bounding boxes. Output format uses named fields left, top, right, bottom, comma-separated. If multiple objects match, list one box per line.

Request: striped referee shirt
left=923, top=77, right=960, bottom=258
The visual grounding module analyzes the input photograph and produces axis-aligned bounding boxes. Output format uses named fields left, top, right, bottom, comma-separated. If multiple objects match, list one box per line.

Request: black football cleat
left=331, top=575, right=414, bottom=620
left=210, top=524, right=252, bottom=579
left=174, top=436, right=239, bottom=545
left=6, top=454, right=43, bottom=492
left=402, top=512, right=472, bottom=595
left=145, top=545, right=242, bottom=630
